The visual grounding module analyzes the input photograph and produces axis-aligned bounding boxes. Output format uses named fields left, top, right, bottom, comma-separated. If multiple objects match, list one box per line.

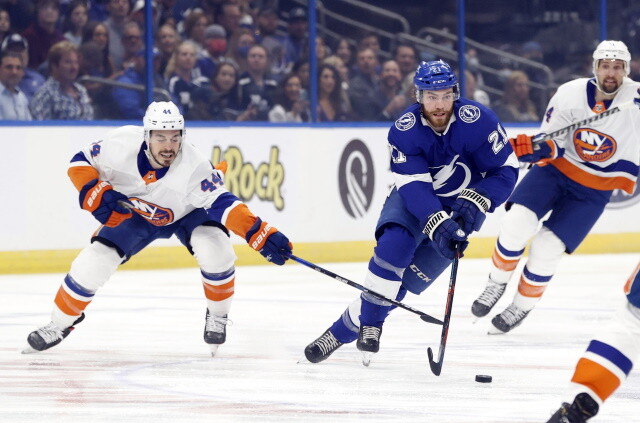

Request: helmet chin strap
left=590, top=77, right=623, bottom=97
left=145, top=147, right=167, bottom=169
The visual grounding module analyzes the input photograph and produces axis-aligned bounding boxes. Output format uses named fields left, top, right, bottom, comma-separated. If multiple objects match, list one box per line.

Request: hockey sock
left=52, top=274, right=95, bottom=328
left=489, top=239, right=524, bottom=284
left=202, top=267, right=235, bottom=315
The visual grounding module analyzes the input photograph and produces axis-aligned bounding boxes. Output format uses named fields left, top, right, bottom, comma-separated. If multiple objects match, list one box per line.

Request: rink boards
left=0, top=124, right=638, bottom=273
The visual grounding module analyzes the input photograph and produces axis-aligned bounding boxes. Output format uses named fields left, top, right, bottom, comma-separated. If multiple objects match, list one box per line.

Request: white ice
left=1, top=253, right=638, bottom=422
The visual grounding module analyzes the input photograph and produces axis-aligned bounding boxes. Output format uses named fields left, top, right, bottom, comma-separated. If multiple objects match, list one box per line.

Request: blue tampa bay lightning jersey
left=388, top=99, right=519, bottom=222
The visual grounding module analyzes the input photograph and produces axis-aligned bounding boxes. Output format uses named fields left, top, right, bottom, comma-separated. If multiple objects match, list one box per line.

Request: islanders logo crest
left=573, top=129, right=616, bottom=162
left=128, top=197, right=175, bottom=226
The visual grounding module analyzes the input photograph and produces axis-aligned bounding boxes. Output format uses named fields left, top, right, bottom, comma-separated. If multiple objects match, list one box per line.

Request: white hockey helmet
left=143, top=101, right=185, bottom=144
left=592, top=40, right=631, bottom=77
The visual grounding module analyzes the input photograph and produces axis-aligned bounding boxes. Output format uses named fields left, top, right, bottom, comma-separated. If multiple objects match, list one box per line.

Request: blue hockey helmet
left=414, top=60, right=460, bottom=102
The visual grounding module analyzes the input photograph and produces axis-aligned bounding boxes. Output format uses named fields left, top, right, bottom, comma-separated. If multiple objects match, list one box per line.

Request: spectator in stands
left=156, top=23, right=179, bottom=76
left=216, top=2, right=242, bottom=45
left=348, top=47, right=379, bottom=121
left=104, top=0, right=130, bottom=70
left=78, top=40, right=119, bottom=119
left=112, top=47, right=166, bottom=119
left=374, top=59, right=409, bottom=121
left=335, top=38, right=354, bottom=70
left=81, top=21, right=114, bottom=76
left=208, top=61, right=246, bottom=121
left=357, top=32, right=382, bottom=68
left=283, top=7, right=307, bottom=65
left=182, top=9, right=208, bottom=51
left=292, top=58, right=309, bottom=92
left=130, top=0, right=159, bottom=31
left=465, top=69, right=490, bottom=107
left=22, top=0, right=67, bottom=70
left=317, top=63, right=350, bottom=122
left=323, top=55, right=350, bottom=93
left=30, top=41, right=93, bottom=120
left=228, top=28, right=255, bottom=74
left=119, top=21, right=143, bottom=71
left=166, top=40, right=209, bottom=114
left=62, top=0, right=89, bottom=46
left=237, top=44, right=277, bottom=121
left=197, top=24, right=228, bottom=79
left=393, top=41, right=419, bottom=94
left=256, top=8, right=288, bottom=80
left=268, top=72, right=309, bottom=122
left=0, top=50, right=31, bottom=120
left=156, top=0, right=177, bottom=28
left=1, top=33, right=45, bottom=100
left=0, top=7, right=11, bottom=48
left=493, top=70, right=539, bottom=123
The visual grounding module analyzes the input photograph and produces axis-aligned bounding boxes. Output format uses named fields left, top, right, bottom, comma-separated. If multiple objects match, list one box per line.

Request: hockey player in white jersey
left=472, top=40, right=640, bottom=334
left=23, top=101, right=293, bottom=356
left=546, top=261, right=640, bottom=422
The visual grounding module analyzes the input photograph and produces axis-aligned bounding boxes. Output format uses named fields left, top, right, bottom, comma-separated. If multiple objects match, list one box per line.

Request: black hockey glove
left=422, top=211, right=468, bottom=260
left=451, top=188, right=491, bottom=234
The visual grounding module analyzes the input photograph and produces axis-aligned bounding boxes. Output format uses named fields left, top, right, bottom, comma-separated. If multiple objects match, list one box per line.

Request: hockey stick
left=537, top=99, right=639, bottom=142
left=427, top=248, right=461, bottom=376
left=290, top=254, right=444, bottom=326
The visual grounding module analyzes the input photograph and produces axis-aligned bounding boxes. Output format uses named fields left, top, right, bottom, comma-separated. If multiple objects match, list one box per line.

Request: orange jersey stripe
left=571, top=357, right=621, bottom=402
left=623, top=262, right=640, bottom=295
left=517, top=276, right=546, bottom=298
left=225, top=203, right=257, bottom=238
left=491, top=248, right=520, bottom=272
left=68, top=165, right=99, bottom=191
left=203, top=279, right=235, bottom=301
left=552, top=158, right=636, bottom=194
left=54, top=286, right=91, bottom=316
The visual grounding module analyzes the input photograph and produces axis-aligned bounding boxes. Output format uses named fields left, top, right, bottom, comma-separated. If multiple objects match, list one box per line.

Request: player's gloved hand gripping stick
left=79, top=179, right=133, bottom=227
left=511, top=98, right=640, bottom=166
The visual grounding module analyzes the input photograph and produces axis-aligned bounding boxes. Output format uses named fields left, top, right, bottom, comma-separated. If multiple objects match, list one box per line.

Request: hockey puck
left=475, top=374, right=492, bottom=383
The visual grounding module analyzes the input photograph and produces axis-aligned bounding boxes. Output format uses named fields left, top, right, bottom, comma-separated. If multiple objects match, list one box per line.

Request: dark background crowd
left=0, top=0, right=637, bottom=123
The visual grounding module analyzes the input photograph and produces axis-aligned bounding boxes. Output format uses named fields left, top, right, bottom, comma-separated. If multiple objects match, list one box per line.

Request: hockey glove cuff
left=79, top=179, right=133, bottom=227
left=246, top=217, right=292, bottom=265
left=451, top=188, right=491, bottom=234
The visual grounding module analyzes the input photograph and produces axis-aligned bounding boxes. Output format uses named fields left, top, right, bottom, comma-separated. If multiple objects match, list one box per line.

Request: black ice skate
left=488, top=303, right=530, bottom=334
left=356, top=325, right=382, bottom=366
left=204, top=309, right=230, bottom=357
left=546, top=393, right=599, bottom=423
left=23, top=313, right=85, bottom=354
left=303, top=329, right=343, bottom=363
left=471, top=278, right=507, bottom=318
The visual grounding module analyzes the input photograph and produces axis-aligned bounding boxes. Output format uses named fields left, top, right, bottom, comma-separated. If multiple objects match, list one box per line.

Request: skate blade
left=361, top=351, right=373, bottom=367
left=209, top=344, right=220, bottom=357
left=487, top=326, right=506, bottom=335
left=296, top=355, right=311, bottom=364
left=21, top=345, right=39, bottom=354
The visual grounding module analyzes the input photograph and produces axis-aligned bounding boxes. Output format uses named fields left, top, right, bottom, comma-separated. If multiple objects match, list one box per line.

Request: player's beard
left=600, top=77, right=620, bottom=94
left=424, top=107, right=453, bottom=131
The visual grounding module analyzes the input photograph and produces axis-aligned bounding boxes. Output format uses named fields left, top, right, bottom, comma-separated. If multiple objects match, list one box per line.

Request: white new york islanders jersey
left=542, top=77, right=640, bottom=194
left=70, top=125, right=234, bottom=226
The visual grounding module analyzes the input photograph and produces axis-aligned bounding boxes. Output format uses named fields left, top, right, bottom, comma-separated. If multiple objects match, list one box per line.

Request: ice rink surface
left=1, top=253, right=638, bottom=422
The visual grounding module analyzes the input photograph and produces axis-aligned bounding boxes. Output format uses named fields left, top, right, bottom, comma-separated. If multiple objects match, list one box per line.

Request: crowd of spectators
left=0, top=0, right=599, bottom=123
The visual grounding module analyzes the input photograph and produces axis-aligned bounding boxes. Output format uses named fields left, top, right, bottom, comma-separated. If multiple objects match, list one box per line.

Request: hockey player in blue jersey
left=303, top=60, right=519, bottom=365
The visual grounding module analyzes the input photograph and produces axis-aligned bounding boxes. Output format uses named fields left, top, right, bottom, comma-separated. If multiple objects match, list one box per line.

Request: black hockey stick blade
left=427, top=347, right=442, bottom=376
left=290, top=254, right=443, bottom=326
left=427, top=248, right=461, bottom=376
